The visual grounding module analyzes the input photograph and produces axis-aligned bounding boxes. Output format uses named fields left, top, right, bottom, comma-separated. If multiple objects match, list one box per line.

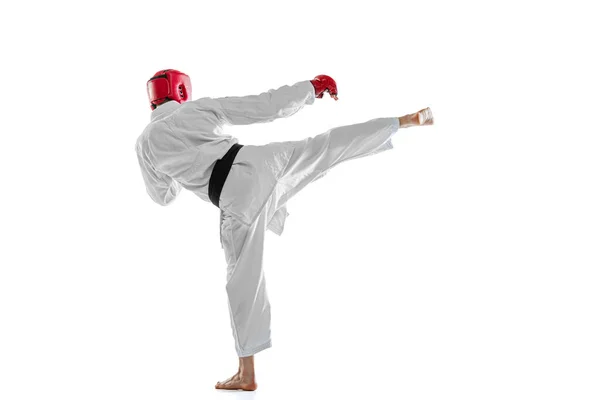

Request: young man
left=135, top=69, right=434, bottom=391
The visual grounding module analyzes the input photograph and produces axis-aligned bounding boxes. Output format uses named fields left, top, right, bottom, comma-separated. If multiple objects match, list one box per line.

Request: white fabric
left=220, top=116, right=400, bottom=356
left=219, top=116, right=401, bottom=238
left=135, top=80, right=316, bottom=235
left=135, top=79, right=400, bottom=357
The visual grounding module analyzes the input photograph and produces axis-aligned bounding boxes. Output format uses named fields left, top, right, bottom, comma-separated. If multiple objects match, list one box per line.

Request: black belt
left=208, top=143, right=244, bottom=208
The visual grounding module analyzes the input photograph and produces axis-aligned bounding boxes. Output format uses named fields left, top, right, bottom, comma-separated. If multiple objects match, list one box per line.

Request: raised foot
left=417, top=107, right=434, bottom=125
left=215, top=372, right=257, bottom=391
left=399, top=107, right=434, bottom=128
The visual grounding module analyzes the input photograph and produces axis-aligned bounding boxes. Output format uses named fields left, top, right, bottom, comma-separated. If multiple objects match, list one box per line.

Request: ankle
left=239, top=368, right=255, bottom=379
left=399, top=114, right=416, bottom=127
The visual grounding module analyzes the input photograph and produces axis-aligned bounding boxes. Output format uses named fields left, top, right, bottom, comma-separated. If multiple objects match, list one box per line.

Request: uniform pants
left=219, top=117, right=400, bottom=357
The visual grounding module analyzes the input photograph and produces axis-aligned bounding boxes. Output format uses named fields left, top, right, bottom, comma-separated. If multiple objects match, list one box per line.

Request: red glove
left=310, top=75, right=338, bottom=100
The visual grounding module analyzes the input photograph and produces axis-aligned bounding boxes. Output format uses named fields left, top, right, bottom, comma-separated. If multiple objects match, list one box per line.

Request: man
left=135, top=69, right=434, bottom=391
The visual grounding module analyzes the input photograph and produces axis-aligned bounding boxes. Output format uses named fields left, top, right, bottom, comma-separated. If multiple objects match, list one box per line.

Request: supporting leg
left=215, top=355, right=257, bottom=391
left=217, top=209, right=271, bottom=391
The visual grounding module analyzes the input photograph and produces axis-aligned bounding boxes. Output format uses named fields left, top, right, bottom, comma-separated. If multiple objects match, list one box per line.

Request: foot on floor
left=215, top=371, right=257, bottom=391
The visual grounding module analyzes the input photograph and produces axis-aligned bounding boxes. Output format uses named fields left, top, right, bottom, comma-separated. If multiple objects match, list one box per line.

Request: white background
left=1, top=0, right=599, bottom=399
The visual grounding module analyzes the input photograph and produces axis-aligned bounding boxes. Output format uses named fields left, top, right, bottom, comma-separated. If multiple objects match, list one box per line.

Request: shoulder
left=181, top=98, right=227, bottom=124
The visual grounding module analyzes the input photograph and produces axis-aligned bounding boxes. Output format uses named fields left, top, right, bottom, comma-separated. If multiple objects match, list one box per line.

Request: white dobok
left=135, top=80, right=400, bottom=357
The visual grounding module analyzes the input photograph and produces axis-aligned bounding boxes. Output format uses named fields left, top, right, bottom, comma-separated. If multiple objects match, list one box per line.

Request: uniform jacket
left=135, top=80, right=316, bottom=235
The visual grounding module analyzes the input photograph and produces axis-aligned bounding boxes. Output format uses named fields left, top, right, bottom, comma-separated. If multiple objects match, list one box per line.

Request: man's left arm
left=208, top=80, right=317, bottom=126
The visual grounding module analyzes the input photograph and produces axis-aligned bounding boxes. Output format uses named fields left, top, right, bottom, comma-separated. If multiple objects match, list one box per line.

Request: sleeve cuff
left=303, top=80, right=316, bottom=105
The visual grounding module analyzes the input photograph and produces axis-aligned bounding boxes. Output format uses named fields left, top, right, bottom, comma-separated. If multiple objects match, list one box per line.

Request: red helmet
left=147, top=69, right=191, bottom=110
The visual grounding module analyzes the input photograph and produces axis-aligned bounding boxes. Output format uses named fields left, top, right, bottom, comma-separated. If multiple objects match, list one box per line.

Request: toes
left=417, top=108, right=433, bottom=125
left=215, top=379, right=237, bottom=390
left=215, top=379, right=228, bottom=389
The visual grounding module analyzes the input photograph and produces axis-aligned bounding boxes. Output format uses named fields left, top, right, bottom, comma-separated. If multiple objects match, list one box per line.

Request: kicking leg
left=274, top=109, right=434, bottom=207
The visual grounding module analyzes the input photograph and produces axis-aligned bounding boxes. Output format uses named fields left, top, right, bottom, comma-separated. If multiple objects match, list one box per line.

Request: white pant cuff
left=237, top=339, right=272, bottom=357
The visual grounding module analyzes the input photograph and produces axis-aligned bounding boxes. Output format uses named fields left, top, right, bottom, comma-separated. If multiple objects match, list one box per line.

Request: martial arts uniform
left=135, top=81, right=400, bottom=357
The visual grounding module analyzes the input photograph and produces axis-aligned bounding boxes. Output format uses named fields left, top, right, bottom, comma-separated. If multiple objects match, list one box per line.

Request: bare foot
left=418, top=107, right=434, bottom=125
left=399, top=107, right=434, bottom=127
left=215, top=371, right=257, bottom=391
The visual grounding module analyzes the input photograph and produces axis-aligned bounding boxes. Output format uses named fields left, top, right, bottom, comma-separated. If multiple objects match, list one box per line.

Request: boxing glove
left=310, top=75, right=338, bottom=98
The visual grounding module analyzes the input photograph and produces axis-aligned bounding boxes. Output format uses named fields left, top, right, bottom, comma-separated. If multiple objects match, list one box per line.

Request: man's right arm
left=135, top=149, right=181, bottom=206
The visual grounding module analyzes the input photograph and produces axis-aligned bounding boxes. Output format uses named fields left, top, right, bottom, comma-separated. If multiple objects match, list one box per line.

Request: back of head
left=147, top=69, right=192, bottom=110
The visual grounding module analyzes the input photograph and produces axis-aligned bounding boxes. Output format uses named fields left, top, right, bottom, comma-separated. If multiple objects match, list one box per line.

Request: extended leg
left=271, top=107, right=434, bottom=210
